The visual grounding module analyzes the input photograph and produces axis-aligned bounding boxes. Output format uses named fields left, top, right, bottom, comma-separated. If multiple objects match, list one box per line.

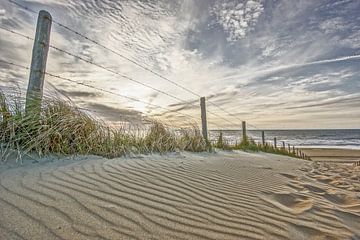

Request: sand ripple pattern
left=0, top=152, right=359, bottom=239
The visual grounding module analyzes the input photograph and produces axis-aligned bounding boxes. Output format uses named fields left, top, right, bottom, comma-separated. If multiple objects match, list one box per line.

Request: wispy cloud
left=0, top=0, right=359, bottom=129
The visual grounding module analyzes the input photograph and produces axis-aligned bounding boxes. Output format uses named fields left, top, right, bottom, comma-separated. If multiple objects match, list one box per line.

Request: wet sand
left=300, top=148, right=360, bottom=162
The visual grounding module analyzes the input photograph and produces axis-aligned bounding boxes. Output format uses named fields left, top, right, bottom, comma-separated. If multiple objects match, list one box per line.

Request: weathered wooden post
left=25, top=10, right=52, bottom=116
left=261, top=131, right=265, bottom=145
left=242, top=121, right=247, bottom=143
left=200, top=97, right=208, bottom=141
left=282, top=141, right=286, bottom=150
left=274, top=137, right=277, bottom=148
left=292, top=146, right=295, bottom=154
left=288, top=144, right=291, bottom=153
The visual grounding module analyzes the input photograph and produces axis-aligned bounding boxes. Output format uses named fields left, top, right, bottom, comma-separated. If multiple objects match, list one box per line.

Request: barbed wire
left=0, top=25, right=33, bottom=40
left=0, top=26, right=240, bottom=129
left=0, top=58, right=228, bottom=131
left=49, top=45, right=241, bottom=128
left=6, top=0, right=259, bottom=129
left=76, top=103, right=226, bottom=130
left=0, top=59, right=204, bottom=123
left=76, top=107, right=187, bottom=129
left=0, top=59, right=226, bottom=131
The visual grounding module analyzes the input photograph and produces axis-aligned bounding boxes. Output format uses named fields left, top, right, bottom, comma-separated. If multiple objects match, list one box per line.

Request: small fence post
left=288, top=144, right=291, bottom=153
left=200, top=97, right=208, bottom=141
left=25, top=10, right=52, bottom=116
left=261, top=131, right=265, bottom=145
left=274, top=137, right=277, bottom=148
left=282, top=141, right=285, bottom=150
left=242, top=121, right=247, bottom=143
left=292, top=146, right=295, bottom=154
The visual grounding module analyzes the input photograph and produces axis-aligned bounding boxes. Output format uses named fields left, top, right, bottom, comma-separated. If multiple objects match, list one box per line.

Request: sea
left=209, top=129, right=360, bottom=149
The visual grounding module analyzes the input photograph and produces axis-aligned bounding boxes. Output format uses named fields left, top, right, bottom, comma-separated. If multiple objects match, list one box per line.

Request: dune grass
left=1, top=88, right=304, bottom=163
left=213, top=131, right=300, bottom=158
left=0, top=90, right=208, bottom=162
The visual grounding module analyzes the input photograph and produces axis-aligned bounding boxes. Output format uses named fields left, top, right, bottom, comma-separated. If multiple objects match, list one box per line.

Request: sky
left=0, top=0, right=359, bottom=129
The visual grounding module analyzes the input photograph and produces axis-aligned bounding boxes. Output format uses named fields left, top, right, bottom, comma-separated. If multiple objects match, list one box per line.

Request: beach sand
left=0, top=151, right=359, bottom=239
left=300, top=148, right=360, bottom=163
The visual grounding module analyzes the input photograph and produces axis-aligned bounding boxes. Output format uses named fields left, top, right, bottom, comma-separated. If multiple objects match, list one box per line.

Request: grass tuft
left=0, top=90, right=208, bottom=162
left=0, top=89, right=302, bottom=162
left=214, top=131, right=231, bottom=150
left=213, top=133, right=299, bottom=158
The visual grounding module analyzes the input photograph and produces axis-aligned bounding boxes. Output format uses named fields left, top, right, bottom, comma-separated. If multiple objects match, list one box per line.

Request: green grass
left=0, top=90, right=208, bottom=162
left=213, top=131, right=300, bottom=158
left=1, top=89, right=305, bottom=162
left=214, top=131, right=231, bottom=150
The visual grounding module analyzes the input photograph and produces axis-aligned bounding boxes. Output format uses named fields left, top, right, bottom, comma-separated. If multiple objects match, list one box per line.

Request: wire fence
left=3, top=0, right=258, bottom=130
left=0, top=1, right=321, bottom=159
left=1, top=1, right=271, bottom=139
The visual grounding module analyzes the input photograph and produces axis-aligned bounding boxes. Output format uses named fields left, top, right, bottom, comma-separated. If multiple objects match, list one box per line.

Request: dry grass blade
left=0, top=89, right=209, bottom=162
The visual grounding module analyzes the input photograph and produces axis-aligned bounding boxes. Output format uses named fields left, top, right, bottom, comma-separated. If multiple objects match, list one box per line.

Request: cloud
left=86, top=102, right=147, bottom=124
left=212, top=0, right=264, bottom=42
left=1, top=0, right=359, bottom=129
left=319, top=17, right=348, bottom=34
left=57, top=90, right=100, bottom=98
left=285, top=95, right=360, bottom=110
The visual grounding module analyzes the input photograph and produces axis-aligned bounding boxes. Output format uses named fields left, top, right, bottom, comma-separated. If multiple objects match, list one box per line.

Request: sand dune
left=0, top=151, right=359, bottom=239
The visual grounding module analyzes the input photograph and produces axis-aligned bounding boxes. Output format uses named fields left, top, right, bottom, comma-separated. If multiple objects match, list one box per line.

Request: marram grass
left=0, top=90, right=208, bottom=162
left=214, top=131, right=299, bottom=158
left=1, top=89, right=302, bottom=163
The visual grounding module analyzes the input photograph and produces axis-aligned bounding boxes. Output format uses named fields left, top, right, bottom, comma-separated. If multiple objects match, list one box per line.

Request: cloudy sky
left=0, top=0, right=359, bottom=129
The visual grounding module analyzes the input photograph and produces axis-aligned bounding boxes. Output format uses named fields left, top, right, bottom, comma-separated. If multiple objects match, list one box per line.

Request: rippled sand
left=0, top=151, right=359, bottom=239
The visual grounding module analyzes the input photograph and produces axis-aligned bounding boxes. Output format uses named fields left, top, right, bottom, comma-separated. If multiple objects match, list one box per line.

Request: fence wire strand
left=6, top=0, right=259, bottom=129
left=0, top=59, right=204, bottom=125
left=0, top=26, right=240, bottom=129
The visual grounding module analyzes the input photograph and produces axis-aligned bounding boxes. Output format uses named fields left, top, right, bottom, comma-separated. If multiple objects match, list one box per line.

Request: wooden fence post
left=200, top=97, right=208, bottom=141
left=242, top=121, right=247, bottom=143
left=261, top=131, right=265, bottom=145
left=288, top=144, right=291, bottom=153
left=25, top=10, right=52, bottom=116
left=282, top=141, right=285, bottom=150
left=292, top=146, right=295, bottom=154
left=274, top=137, right=277, bottom=148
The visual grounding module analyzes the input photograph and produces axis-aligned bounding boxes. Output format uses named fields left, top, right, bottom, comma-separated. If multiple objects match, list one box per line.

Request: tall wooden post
left=282, top=141, right=285, bottom=150
left=25, top=10, right=52, bottom=115
left=261, top=131, right=265, bottom=145
left=274, top=137, right=277, bottom=148
left=242, top=121, right=247, bottom=143
left=200, top=97, right=208, bottom=141
left=288, top=144, right=291, bottom=153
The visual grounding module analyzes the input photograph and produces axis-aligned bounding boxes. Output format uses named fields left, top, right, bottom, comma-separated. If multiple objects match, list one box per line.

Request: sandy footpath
left=0, top=151, right=359, bottom=240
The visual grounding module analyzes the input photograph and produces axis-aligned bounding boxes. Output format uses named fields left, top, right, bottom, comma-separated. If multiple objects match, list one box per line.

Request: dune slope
left=0, top=151, right=359, bottom=240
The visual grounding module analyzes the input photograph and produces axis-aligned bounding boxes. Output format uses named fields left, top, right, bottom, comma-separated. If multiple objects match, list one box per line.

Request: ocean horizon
left=209, top=129, right=360, bottom=149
